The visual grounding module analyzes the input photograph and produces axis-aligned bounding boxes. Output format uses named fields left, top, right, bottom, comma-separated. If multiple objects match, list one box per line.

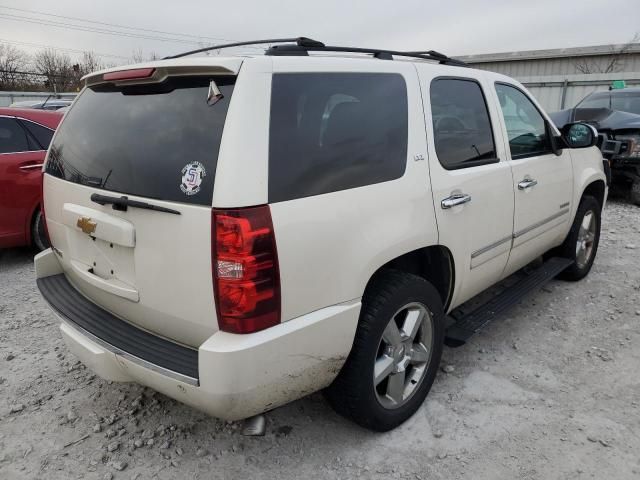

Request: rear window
left=576, top=93, right=610, bottom=109
left=46, top=76, right=235, bottom=205
left=268, top=73, right=408, bottom=203
left=611, top=92, right=640, bottom=115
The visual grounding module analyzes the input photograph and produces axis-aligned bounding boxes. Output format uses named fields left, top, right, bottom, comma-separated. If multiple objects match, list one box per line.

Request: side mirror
left=562, top=122, right=598, bottom=149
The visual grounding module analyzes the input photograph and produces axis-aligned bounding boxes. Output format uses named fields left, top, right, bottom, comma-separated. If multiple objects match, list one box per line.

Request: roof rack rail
left=163, top=37, right=323, bottom=59
left=164, top=37, right=467, bottom=67
left=266, top=44, right=467, bottom=66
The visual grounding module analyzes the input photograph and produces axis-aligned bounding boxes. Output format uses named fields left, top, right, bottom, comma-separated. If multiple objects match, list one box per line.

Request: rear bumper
left=38, top=273, right=199, bottom=384
left=35, top=249, right=361, bottom=420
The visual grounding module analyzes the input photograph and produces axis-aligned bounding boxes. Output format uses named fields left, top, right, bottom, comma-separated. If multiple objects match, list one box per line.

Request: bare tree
left=34, top=48, right=76, bottom=92
left=0, top=44, right=29, bottom=90
left=79, top=51, right=103, bottom=75
left=66, top=51, right=104, bottom=89
left=574, top=33, right=640, bottom=74
left=131, top=49, right=160, bottom=63
left=131, top=48, right=145, bottom=64
left=1, top=46, right=112, bottom=92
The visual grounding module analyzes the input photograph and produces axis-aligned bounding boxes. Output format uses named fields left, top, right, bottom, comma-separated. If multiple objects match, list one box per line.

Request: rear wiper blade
left=90, top=193, right=181, bottom=215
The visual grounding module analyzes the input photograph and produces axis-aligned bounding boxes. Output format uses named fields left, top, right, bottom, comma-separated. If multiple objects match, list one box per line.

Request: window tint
left=20, top=119, right=54, bottom=149
left=495, top=83, right=551, bottom=159
left=0, top=118, right=29, bottom=154
left=430, top=79, right=497, bottom=170
left=46, top=76, right=235, bottom=205
left=269, top=73, right=408, bottom=203
left=577, top=93, right=610, bottom=109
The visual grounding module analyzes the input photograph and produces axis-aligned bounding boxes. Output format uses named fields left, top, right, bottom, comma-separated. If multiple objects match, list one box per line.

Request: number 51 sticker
left=180, top=161, right=206, bottom=196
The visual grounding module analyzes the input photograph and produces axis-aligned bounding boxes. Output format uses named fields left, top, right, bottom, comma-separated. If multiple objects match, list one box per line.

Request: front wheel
left=325, top=270, right=445, bottom=431
left=557, top=195, right=601, bottom=281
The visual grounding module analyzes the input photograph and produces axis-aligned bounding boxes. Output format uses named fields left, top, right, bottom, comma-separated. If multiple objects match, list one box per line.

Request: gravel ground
left=1, top=199, right=639, bottom=480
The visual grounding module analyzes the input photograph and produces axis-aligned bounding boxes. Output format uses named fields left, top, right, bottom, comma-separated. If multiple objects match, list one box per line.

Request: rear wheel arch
left=363, top=246, right=455, bottom=312
left=327, top=269, right=446, bottom=430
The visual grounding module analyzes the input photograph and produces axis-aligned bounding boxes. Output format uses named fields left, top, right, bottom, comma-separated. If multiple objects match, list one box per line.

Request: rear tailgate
left=43, top=63, right=239, bottom=347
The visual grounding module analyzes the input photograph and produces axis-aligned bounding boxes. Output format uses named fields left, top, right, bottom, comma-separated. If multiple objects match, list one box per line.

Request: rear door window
left=268, top=73, right=408, bottom=203
left=430, top=78, right=497, bottom=169
left=0, top=118, right=29, bottom=154
left=46, top=76, right=235, bottom=205
left=20, top=119, right=55, bottom=150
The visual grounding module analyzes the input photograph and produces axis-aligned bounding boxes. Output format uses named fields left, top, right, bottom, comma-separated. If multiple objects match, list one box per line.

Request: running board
left=444, top=257, right=573, bottom=347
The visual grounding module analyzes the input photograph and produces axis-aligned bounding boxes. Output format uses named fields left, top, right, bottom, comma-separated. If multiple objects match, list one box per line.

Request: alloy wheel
left=373, top=302, right=434, bottom=409
left=575, top=210, right=596, bottom=269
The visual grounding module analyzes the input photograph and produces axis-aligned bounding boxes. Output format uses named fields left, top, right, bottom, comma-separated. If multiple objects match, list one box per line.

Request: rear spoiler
left=83, top=59, right=242, bottom=88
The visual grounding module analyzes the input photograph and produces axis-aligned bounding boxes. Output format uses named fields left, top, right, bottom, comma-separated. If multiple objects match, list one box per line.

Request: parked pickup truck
left=35, top=38, right=607, bottom=432
left=550, top=87, right=640, bottom=205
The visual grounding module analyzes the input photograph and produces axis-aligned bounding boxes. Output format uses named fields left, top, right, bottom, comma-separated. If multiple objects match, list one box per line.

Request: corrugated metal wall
left=517, top=72, right=640, bottom=112
left=471, top=53, right=640, bottom=78
left=465, top=52, right=640, bottom=112
left=0, top=91, right=76, bottom=107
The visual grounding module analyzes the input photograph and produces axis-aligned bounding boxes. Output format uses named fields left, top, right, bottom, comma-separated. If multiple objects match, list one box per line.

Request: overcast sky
left=1, top=0, right=639, bottom=65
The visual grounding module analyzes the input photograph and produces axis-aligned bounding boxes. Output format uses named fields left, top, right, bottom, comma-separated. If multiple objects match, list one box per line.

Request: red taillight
left=212, top=206, right=280, bottom=334
left=103, top=68, right=155, bottom=82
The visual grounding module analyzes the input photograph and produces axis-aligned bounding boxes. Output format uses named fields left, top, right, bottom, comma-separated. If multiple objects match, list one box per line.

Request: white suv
left=35, top=38, right=607, bottom=431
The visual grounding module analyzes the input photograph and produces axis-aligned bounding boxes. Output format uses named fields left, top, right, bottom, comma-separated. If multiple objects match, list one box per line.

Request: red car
left=0, top=108, right=63, bottom=250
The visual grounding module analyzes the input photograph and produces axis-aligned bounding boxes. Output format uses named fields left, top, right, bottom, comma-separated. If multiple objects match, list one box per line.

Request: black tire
left=557, top=195, right=601, bottom=281
left=32, top=209, right=49, bottom=252
left=325, top=270, right=445, bottom=431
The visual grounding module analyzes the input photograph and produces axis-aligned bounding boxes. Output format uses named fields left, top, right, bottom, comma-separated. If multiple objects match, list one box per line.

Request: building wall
left=459, top=44, right=640, bottom=112
left=515, top=72, right=640, bottom=112
left=0, top=91, right=76, bottom=107
left=469, top=53, right=640, bottom=78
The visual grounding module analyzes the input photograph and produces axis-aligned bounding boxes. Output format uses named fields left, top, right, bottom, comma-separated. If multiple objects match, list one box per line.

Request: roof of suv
left=84, top=38, right=470, bottom=85
left=85, top=54, right=481, bottom=90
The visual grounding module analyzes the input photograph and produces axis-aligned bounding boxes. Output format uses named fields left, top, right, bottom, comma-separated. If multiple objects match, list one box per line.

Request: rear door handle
left=518, top=178, right=538, bottom=190
left=19, top=163, right=43, bottom=171
left=441, top=193, right=472, bottom=209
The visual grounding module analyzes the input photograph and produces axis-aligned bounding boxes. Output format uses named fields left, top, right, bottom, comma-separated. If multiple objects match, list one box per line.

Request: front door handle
left=441, top=193, right=472, bottom=209
left=518, top=178, right=538, bottom=190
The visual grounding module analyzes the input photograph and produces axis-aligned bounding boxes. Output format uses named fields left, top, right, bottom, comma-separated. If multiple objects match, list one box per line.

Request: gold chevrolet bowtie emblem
left=77, top=217, right=97, bottom=235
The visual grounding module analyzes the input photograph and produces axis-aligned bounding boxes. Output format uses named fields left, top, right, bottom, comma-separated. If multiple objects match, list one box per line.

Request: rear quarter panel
left=263, top=59, right=438, bottom=322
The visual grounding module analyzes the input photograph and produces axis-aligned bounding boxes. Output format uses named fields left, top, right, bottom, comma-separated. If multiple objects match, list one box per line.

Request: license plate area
left=61, top=203, right=137, bottom=300
left=68, top=234, right=136, bottom=287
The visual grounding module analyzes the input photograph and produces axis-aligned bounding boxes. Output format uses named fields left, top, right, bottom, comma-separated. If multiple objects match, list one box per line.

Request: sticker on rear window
left=180, top=161, right=206, bottom=196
